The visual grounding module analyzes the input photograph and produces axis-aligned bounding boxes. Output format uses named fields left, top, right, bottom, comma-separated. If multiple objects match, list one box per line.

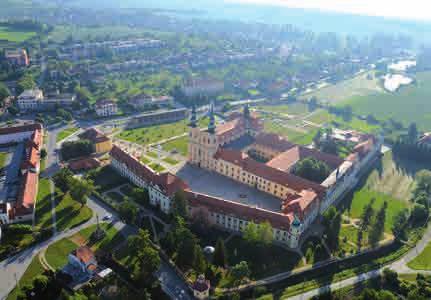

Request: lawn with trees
left=56, top=126, right=79, bottom=142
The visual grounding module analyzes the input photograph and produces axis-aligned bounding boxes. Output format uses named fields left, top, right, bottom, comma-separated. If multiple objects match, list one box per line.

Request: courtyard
left=176, top=164, right=282, bottom=212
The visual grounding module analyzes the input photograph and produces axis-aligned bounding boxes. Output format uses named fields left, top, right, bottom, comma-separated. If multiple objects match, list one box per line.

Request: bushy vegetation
left=292, top=157, right=331, bottom=183
left=60, top=140, right=93, bottom=161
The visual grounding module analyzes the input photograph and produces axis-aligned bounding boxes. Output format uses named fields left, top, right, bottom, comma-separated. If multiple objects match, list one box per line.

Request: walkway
left=288, top=222, right=431, bottom=299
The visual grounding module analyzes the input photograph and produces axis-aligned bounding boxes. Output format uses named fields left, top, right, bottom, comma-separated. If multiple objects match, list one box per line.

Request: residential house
left=95, top=100, right=118, bottom=117
left=78, top=128, right=112, bottom=153
left=5, top=49, right=29, bottom=67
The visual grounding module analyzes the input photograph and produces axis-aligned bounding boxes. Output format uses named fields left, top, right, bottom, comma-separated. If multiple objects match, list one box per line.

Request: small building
left=95, top=99, right=118, bottom=117
left=17, top=89, right=75, bottom=112
left=17, top=89, right=44, bottom=111
left=126, top=108, right=188, bottom=129
left=78, top=128, right=112, bottom=153
left=129, top=94, right=173, bottom=109
left=5, top=49, right=29, bottom=67
left=182, top=78, right=224, bottom=97
left=192, top=274, right=210, bottom=299
left=68, top=157, right=101, bottom=172
left=68, top=246, right=98, bottom=276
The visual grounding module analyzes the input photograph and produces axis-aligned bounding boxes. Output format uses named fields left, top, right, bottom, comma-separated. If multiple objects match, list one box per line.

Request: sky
left=229, top=0, right=431, bottom=21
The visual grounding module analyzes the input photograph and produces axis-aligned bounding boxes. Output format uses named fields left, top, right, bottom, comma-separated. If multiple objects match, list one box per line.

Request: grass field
left=0, top=25, right=36, bottom=42
left=362, top=151, right=427, bottom=201
left=140, top=156, right=151, bottom=164
left=56, top=127, right=79, bottom=142
left=0, top=152, right=9, bottom=168
left=149, top=163, right=165, bottom=172
left=117, top=118, right=209, bottom=146
left=343, top=188, right=408, bottom=233
left=341, top=71, right=431, bottom=130
left=162, top=157, right=179, bottom=165
left=34, top=179, right=54, bottom=230
left=161, top=136, right=188, bottom=156
left=407, top=241, right=431, bottom=270
left=300, top=71, right=382, bottom=103
left=263, top=119, right=318, bottom=146
left=45, top=238, right=77, bottom=270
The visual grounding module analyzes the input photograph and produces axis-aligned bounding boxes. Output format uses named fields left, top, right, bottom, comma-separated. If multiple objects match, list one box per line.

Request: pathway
left=288, top=222, right=431, bottom=299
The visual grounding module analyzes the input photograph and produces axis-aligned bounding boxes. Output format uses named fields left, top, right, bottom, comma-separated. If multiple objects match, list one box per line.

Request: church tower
left=188, top=104, right=201, bottom=164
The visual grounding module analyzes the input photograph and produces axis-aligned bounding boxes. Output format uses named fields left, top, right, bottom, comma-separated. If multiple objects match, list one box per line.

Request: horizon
left=228, top=0, right=431, bottom=22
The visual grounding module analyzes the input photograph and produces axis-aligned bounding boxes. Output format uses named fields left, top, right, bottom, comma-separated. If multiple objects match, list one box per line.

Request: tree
left=410, top=203, right=428, bottom=226
left=243, top=221, right=259, bottom=244
left=118, top=200, right=139, bottom=224
left=69, top=178, right=94, bottom=206
left=259, top=221, right=273, bottom=246
left=172, top=190, right=188, bottom=218
left=61, top=140, right=93, bottom=161
left=131, top=187, right=150, bottom=206
left=414, top=170, right=431, bottom=198
left=322, top=206, right=342, bottom=250
left=368, top=201, right=387, bottom=247
left=213, top=238, right=227, bottom=268
left=0, top=82, right=10, bottom=103
left=408, top=122, right=418, bottom=143
left=193, top=245, right=207, bottom=273
left=175, top=227, right=198, bottom=270
left=292, top=157, right=331, bottom=183
left=40, top=148, right=47, bottom=159
left=16, top=73, right=35, bottom=95
left=230, top=261, right=250, bottom=284
left=391, top=210, right=409, bottom=241
left=382, top=268, right=399, bottom=289
left=53, top=167, right=74, bottom=192
left=359, top=198, right=375, bottom=232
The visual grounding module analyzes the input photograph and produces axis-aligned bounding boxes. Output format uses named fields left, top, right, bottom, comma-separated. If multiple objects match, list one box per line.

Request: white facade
left=17, top=89, right=44, bottom=111
left=95, top=101, right=118, bottom=117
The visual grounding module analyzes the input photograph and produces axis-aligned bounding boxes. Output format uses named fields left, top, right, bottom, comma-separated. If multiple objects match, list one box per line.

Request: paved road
left=288, top=222, right=431, bottom=300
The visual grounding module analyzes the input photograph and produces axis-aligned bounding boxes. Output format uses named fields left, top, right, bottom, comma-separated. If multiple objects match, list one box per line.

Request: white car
left=102, top=214, right=112, bottom=221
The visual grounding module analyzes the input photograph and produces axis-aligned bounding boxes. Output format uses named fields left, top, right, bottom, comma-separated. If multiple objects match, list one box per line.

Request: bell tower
left=188, top=104, right=201, bottom=164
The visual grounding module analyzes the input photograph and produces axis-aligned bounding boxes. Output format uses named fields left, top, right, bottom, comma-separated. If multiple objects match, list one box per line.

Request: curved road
left=288, top=222, right=431, bottom=300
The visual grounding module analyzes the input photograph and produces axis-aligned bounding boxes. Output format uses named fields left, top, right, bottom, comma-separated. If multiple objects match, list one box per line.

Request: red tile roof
left=110, top=145, right=188, bottom=196
left=155, top=172, right=189, bottom=197
left=73, top=246, right=95, bottom=264
left=214, top=148, right=327, bottom=197
left=79, top=128, right=110, bottom=143
left=186, top=191, right=291, bottom=230
left=68, top=157, right=101, bottom=171
left=0, top=123, right=42, bottom=136
left=353, top=137, right=375, bottom=159
left=16, top=171, right=38, bottom=212
left=253, top=132, right=296, bottom=153
left=282, top=189, right=319, bottom=219
left=266, top=146, right=344, bottom=171
left=110, top=145, right=155, bottom=182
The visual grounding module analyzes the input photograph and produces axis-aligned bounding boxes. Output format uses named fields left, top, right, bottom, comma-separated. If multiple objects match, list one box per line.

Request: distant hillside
left=66, top=0, right=431, bottom=43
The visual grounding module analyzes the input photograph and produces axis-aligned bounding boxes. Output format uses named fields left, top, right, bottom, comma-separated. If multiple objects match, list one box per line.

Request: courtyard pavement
left=176, top=164, right=282, bottom=212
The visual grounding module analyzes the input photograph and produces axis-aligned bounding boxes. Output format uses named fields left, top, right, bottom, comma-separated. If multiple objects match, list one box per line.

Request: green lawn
left=407, top=242, right=431, bottom=270
left=0, top=25, right=36, bottom=42
left=162, top=136, right=189, bottom=156
left=54, top=192, right=93, bottom=232
left=162, top=157, right=179, bottom=165
left=299, top=71, right=382, bottom=103
left=140, top=156, right=151, bottom=164
left=45, top=238, right=77, bottom=270
left=0, top=225, right=35, bottom=259
left=263, top=119, right=317, bottom=146
left=0, top=152, right=9, bottom=168
left=344, top=188, right=408, bottom=233
left=341, top=71, right=431, bottom=130
left=34, top=178, right=53, bottom=230
left=117, top=117, right=209, bottom=146
left=362, top=151, right=427, bottom=201
left=56, top=126, right=79, bottom=142
left=149, top=163, right=165, bottom=172
left=146, top=151, right=158, bottom=158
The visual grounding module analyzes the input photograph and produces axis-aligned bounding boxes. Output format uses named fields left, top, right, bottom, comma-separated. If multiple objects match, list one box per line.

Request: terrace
left=176, top=164, right=282, bottom=213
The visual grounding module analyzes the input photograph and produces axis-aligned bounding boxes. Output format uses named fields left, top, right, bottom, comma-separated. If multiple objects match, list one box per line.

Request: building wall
left=95, top=140, right=113, bottom=153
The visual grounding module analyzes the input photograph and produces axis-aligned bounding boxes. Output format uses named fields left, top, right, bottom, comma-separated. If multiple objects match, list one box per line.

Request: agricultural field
left=299, top=71, right=383, bottom=103
left=341, top=71, right=431, bottom=130
left=407, top=241, right=431, bottom=270
left=0, top=25, right=36, bottom=42
left=117, top=117, right=209, bottom=146
left=256, top=103, right=309, bottom=116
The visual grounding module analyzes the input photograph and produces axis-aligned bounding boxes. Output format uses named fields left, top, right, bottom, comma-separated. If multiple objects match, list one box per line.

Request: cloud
left=228, top=0, right=431, bottom=21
